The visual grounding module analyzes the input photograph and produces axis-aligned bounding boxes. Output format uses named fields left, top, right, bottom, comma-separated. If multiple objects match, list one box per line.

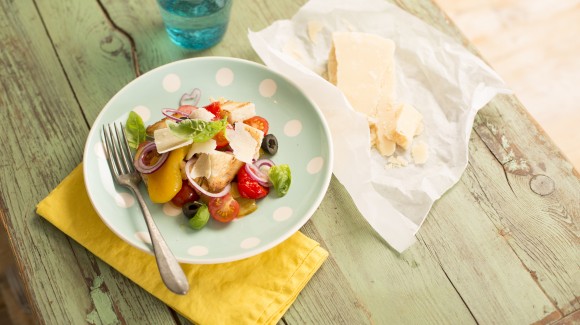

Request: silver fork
left=102, top=123, right=189, bottom=295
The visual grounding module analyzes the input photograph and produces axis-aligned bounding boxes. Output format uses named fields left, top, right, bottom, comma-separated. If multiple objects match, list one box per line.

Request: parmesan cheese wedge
left=328, top=32, right=395, bottom=117
left=327, top=32, right=398, bottom=156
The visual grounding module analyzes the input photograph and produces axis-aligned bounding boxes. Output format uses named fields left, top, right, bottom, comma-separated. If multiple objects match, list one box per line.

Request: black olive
left=261, top=134, right=278, bottom=155
left=182, top=201, right=203, bottom=219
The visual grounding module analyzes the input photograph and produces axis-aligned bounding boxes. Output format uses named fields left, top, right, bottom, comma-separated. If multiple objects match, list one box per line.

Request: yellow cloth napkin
left=36, top=164, right=328, bottom=325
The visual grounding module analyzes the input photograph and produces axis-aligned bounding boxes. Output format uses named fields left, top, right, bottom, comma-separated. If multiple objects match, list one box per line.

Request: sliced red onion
left=134, top=142, right=168, bottom=174
left=255, top=158, right=275, bottom=168
left=177, top=105, right=196, bottom=115
left=185, top=158, right=231, bottom=198
left=161, top=108, right=189, bottom=121
left=245, top=161, right=273, bottom=187
left=180, top=88, right=201, bottom=107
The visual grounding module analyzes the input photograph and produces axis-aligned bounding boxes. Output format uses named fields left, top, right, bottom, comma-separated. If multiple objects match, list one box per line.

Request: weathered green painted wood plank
left=284, top=220, right=378, bottom=324
left=301, top=179, right=477, bottom=324
left=473, top=98, right=580, bottom=314
left=0, top=0, right=179, bottom=323
left=392, top=0, right=579, bottom=322
left=34, top=0, right=137, bottom=124
left=420, top=158, right=560, bottom=323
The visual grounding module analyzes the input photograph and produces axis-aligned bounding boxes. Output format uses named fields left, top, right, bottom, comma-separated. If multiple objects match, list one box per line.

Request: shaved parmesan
left=227, top=122, right=259, bottom=163
left=188, top=107, right=214, bottom=121
left=153, top=128, right=193, bottom=153
left=188, top=154, right=211, bottom=179
left=186, top=139, right=217, bottom=160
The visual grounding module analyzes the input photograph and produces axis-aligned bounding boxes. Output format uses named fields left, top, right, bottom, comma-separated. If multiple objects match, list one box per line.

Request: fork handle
left=130, top=185, right=190, bottom=295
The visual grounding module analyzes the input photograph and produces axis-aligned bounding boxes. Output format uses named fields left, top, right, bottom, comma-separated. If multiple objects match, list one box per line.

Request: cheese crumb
left=412, top=141, right=429, bottom=165
left=392, top=103, right=423, bottom=150
left=386, top=155, right=408, bottom=169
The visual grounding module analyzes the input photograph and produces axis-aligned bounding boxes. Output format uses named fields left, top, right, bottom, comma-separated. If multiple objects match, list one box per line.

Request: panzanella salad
left=125, top=89, right=291, bottom=230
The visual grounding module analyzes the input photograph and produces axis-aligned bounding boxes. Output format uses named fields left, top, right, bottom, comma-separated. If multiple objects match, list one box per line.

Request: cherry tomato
left=171, top=180, right=199, bottom=207
left=243, top=116, right=269, bottom=135
left=213, top=129, right=229, bottom=149
left=203, top=102, right=222, bottom=120
left=208, top=194, right=239, bottom=222
left=237, top=166, right=269, bottom=199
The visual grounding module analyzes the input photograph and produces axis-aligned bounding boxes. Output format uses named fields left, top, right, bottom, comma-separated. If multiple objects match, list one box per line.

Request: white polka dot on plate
left=240, top=237, right=260, bottom=249
left=135, top=232, right=152, bottom=244
left=307, top=157, right=324, bottom=174
left=188, top=246, right=209, bottom=256
left=133, top=105, right=151, bottom=122
left=94, top=141, right=105, bottom=159
left=216, top=68, right=234, bottom=86
left=284, top=120, right=302, bottom=137
left=163, top=202, right=182, bottom=217
left=259, top=79, right=277, bottom=98
left=115, top=192, right=134, bottom=208
left=273, top=207, right=293, bottom=222
left=163, top=74, right=181, bottom=92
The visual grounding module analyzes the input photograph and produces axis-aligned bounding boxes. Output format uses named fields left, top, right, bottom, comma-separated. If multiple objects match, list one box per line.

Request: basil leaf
left=167, top=117, right=227, bottom=143
left=125, top=111, right=146, bottom=149
left=268, top=164, right=291, bottom=197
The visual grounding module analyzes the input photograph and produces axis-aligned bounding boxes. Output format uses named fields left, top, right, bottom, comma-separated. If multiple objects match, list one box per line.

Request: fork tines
left=102, top=123, right=135, bottom=177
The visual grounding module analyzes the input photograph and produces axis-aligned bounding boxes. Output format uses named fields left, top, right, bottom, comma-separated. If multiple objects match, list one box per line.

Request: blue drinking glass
left=156, top=0, right=233, bottom=50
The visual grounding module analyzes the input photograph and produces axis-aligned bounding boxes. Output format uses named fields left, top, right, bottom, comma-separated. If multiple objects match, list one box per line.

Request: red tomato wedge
left=208, top=193, right=240, bottom=223
left=243, top=116, right=269, bottom=135
left=203, top=102, right=222, bottom=120
left=237, top=165, right=269, bottom=199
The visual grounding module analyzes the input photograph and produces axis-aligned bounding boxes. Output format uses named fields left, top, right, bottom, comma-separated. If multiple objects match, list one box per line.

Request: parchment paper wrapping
left=248, top=0, right=511, bottom=252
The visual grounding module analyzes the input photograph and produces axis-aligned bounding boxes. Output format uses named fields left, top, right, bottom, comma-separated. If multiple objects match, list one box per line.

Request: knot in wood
left=529, top=174, right=555, bottom=196
left=100, top=34, right=125, bottom=56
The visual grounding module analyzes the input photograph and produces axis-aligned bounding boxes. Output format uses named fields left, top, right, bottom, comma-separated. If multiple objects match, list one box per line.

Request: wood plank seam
left=95, top=0, right=141, bottom=77
left=29, top=0, right=91, bottom=128
left=417, top=236, right=479, bottom=323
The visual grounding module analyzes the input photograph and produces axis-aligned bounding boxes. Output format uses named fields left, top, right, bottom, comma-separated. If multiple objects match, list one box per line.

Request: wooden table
left=1, top=0, right=578, bottom=324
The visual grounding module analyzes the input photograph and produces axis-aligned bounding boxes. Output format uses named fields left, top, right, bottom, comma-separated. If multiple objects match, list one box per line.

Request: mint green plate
left=83, top=57, right=333, bottom=264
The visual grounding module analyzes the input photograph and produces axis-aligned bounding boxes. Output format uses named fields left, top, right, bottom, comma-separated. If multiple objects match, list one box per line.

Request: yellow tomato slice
left=147, top=146, right=187, bottom=203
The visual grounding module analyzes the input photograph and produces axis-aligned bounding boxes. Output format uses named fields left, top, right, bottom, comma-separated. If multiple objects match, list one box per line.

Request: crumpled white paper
left=248, top=0, right=511, bottom=252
